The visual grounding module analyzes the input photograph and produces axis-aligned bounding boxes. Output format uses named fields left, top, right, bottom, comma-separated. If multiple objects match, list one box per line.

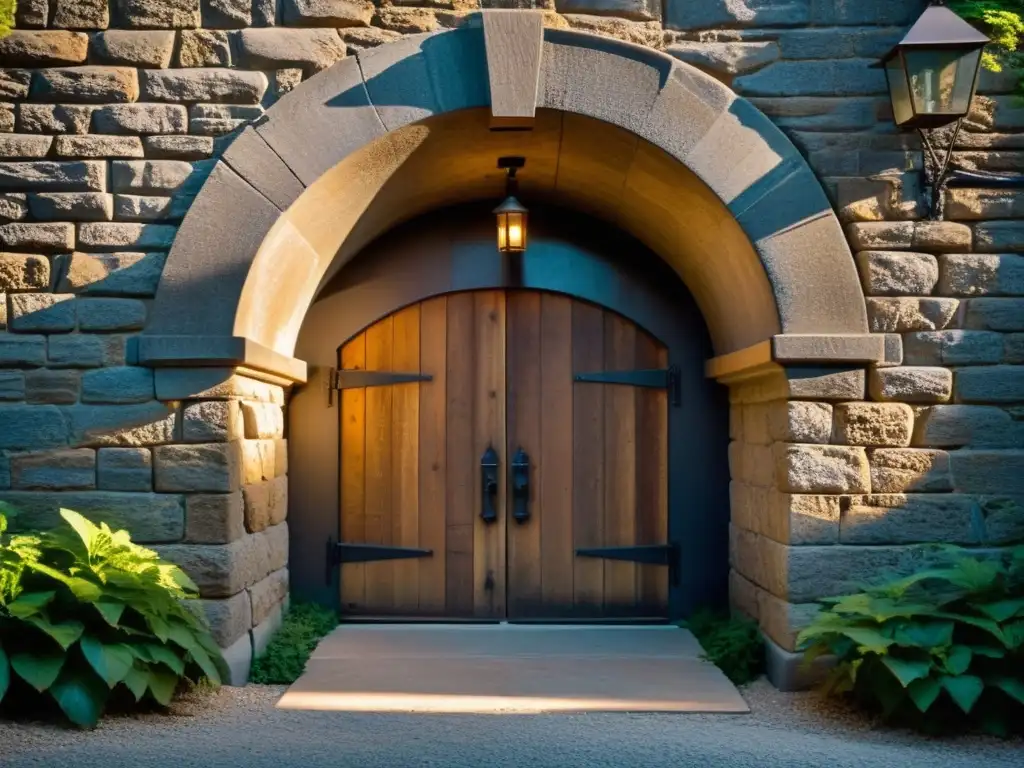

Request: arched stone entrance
left=134, top=11, right=885, bottom=685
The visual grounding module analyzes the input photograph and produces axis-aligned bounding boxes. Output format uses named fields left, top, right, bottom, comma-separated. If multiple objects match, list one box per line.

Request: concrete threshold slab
left=277, top=625, right=749, bottom=714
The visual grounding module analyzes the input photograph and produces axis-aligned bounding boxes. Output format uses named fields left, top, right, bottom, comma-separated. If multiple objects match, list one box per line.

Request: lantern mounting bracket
left=498, top=156, right=526, bottom=172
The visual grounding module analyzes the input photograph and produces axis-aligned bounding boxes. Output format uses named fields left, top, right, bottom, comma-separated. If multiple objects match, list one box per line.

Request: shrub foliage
left=685, top=609, right=765, bottom=685
left=797, top=547, right=1024, bottom=735
left=0, top=506, right=227, bottom=728
left=949, top=0, right=1024, bottom=91
left=250, top=602, right=338, bottom=684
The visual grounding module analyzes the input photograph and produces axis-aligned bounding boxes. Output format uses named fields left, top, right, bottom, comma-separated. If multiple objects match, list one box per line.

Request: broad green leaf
left=147, top=614, right=170, bottom=643
left=892, top=621, right=955, bottom=650
left=65, top=577, right=103, bottom=602
left=970, top=645, right=1005, bottom=658
left=940, top=674, right=984, bottom=714
left=50, top=669, right=108, bottom=729
left=165, top=621, right=200, bottom=653
left=839, top=627, right=894, bottom=654
left=187, top=645, right=221, bottom=687
left=944, top=645, right=972, bottom=676
left=991, top=676, right=1024, bottom=705
left=59, top=508, right=100, bottom=555
left=881, top=656, right=932, bottom=688
left=147, top=668, right=177, bottom=707
left=925, top=611, right=1005, bottom=643
left=24, top=616, right=84, bottom=650
left=0, top=642, right=9, bottom=701
left=975, top=598, right=1024, bottom=623
left=80, top=637, right=134, bottom=688
left=11, top=651, right=65, bottom=692
left=1001, top=620, right=1024, bottom=650
left=907, top=676, right=942, bottom=712
left=5, top=590, right=56, bottom=618
left=122, top=664, right=149, bottom=702
left=93, top=600, right=125, bottom=627
left=144, top=643, right=185, bottom=675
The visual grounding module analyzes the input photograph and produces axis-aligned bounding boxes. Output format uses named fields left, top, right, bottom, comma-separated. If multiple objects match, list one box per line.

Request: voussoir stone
left=282, top=0, right=373, bottom=27
left=832, top=402, right=913, bottom=447
left=237, top=28, right=347, bottom=73
left=868, top=448, right=952, bottom=493
left=869, top=366, right=953, bottom=403
left=154, top=442, right=241, bottom=493
left=112, top=0, right=202, bottom=28
left=141, top=69, right=267, bottom=104
left=0, top=32, right=90, bottom=67
left=775, top=443, right=870, bottom=494
left=90, top=31, right=177, bottom=68
left=0, top=252, right=49, bottom=291
left=31, top=67, right=140, bottom=104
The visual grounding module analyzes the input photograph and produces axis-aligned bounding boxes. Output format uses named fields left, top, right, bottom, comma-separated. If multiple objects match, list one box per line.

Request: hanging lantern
left=495, top=157, right=527, bottom=254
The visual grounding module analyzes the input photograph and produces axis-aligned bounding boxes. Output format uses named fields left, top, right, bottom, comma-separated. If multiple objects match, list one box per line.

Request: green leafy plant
left=0, top=506, right=227, bottom=728
left=949, top=0, right=1024, bottom=91
left=684, top=609, right=764, bottom=685
left=250, top=602, right=338, bottom=684
left=0, top=0, right=13, bottom=38
left=797, top=547, right=1024, bottom=736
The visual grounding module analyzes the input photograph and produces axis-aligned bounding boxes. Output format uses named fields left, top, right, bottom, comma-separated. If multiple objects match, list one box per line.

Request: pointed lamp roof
left=879, top=4, right=990, bottom=62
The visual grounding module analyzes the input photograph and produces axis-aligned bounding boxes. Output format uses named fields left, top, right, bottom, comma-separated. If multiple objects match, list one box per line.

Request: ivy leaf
left=940, top=674, right=985, bottom=714
left=93, top=600, right=125, bottom=627
left=907, top=676, right=942, bottom=713
left=147, top=668, right=178, bottom=707
left=881, top=656, right=932, bottom=688
left=5, top=591, right=56, bottom=618
left=991, top=676, right=1024, bottom=705
left=80, top=637, right=134, bottom=689
left=24, top=616, right=84, bottom=651
left=0, top=641, right=9, bottom=701
left=50, top=668, right=109, bottom=729
left=11, top=651, right=65, bottom=692
left=944, top=645, right=973, bottom=676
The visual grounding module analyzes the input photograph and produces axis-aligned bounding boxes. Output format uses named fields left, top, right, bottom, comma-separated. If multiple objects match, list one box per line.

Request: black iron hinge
left=575, top=543, right=681, bottom=586
left=573, top=365, right=681, bottom=407
left=327, top=368, right=433, bottom=406
left=325, top=537, right=433, bottom=584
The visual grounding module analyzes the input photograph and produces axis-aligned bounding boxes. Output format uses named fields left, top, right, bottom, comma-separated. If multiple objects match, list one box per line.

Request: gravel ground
left=1, top=678, right=1022, bottom=768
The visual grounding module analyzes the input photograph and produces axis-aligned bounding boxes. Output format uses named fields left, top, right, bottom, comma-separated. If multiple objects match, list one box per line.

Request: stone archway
left=137, top=12, right=883, bottom=387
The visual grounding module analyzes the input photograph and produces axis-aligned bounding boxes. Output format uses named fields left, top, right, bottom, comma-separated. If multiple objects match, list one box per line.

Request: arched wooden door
left=337, top=290, right=670, bottom=620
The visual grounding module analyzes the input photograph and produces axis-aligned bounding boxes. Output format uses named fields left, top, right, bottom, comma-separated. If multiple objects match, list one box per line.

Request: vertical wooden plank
left=635, top=331, right=669, bottom=615
left=603, top=311, right=637, bottom=615
left=363, top=315, right=394, bottom=612
left=539, top=293, right=574, bottom=615
left=418, top=297, right=448, bottom=614
left=339, top=332, right=366, bottom=612
left=571, top=300, right=605, bottom=616
left=445, top=292, right=476, bottom=616
left=473, top=291, right=506, bottom=618
left=506, top=291, right=542, bottom=618
left=391, top=304, right=420, bottom=613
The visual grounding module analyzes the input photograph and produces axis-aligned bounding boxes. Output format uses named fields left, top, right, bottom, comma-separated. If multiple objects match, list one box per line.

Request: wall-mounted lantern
left=495, top=156, right=528, bottom=253
left=876, top=3, right=1024, bottom=219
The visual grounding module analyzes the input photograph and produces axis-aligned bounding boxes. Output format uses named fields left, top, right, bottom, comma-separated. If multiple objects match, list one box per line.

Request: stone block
left=53, top=0, right=110, bottom=28
left=141, top=69, right=268, bottom=105
left=0, top=253, right=49, bottom=291
left=90, top=31, right=176, bottom=68
left=768, top=490, right=840, bottom=545
left=111, top=160, right=194, bottom=195
left=0, top=370, right=24, bottom=400
left=866, top=297, right=959, bottom=333
left=56, top=251, right=165, bottom=297
left=240, top=400, right=284, bottom=440
left=178, top=30, right=232, bottom=68
left=955, top=365, right=1024, bottom=404
left=219, top=631, right=252, bottom=686
left=0, top=135, right=55, bottom=158
left=155, top=370, right=285, bottom=404
left=97, top=446, right=152, bottom=491
left=0, top=405, right=67, bottom=449
left=0, top=334, right=46, bottom=367
left=974, top=221, right=1024, bottom=253
left=203, top=0, right=252, bottom=27
left=47, top=334, right=105, bottom=367
left=1, top=489, right=184, bottom=542
left=81, top=366, right=154, bottom=404
left=11, top=448, right=95, bottom=490
left=8, top=293, right=75, bottom=332
left=784, top=368, right=866, bottom=401
left=154, top=442, right=240, bottom=493
left=112, top=0, right=201, bottom=28
left=15, top=0, right=49, bottom=28
left=251, top=602, right=284, bottom=659
left=274, top=438, right=287, bottom=478
left=775, top=443, right=870, bottom=494
left=143, top=135, right=214, bottom=160
left=903, top=330, right=1004, bottom=366
left=767, top=401, right=832, bottom=444
left=338, top=27, right=402, bottom=54
left=0, top=31, right=90, bottom=67
left=964, top=298, right=1024, bottom=332
left=236, top=28, right=347, bottom=74
left=665, top=0, right=808, bottom=30
left=0, top=194, right=28, bottom=222
left=666, top=41, right=778, bottom=76
left=54, top=135, right=145, bottom=159
left=764, top=635, right=832, bottom=692
left=944, top=188, right=1024, bottom=221
left=832, top=402, right=913, bottom=447
left=0, top=71, right=31, bottom=101
left=28, top=192, right=113, bottom=222
left=155, top=522, right=288, bottom=597
left=951, top=451, right=1024, bottom=495
left=869, top=448, right=952, bottom=494
left=18, top=105, right=96, bottom=135
left=76, top=222, right=176, bottom=250
left=182, top=399, right=243, bottom=442
left=0, top=161, right=105, bottom=192
left=31, top=67, right=139, bottom=104
left=938, top=253, right=1024, bottom=297
left=25, top=369, right=80, bottom=404
left=981, top=496, right=1024, bottom=545
left=856, top=251, right=938, bottom=296
left=846, top=221, right=971, bottom=252
left=65, top=401, right=177, bottom=447
left=240, top=439, right=275, bottom=485
left=282, top=0, right=373, bottom=26
left=76, top=297, right=146, bottom=331
left=735, top=59, right=885, bottom=98
left=194, top=590, right=251, bottom=648
left=869, top=366, right=952, bottom=403
left=241, top=475, right=287, bottom=533
left=92, top=104, right=188, bottom=135
left=185, top=491, right=244, bottom=544
left=0, top=223, right=75, bottom=252
left=114, top=195, right=180, bottom=222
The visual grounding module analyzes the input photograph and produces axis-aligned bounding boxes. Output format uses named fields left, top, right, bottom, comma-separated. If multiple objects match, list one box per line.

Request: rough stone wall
left=0, top=0, right=1021, bottom=684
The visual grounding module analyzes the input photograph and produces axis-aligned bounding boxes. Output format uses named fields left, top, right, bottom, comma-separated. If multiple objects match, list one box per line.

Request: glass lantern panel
left=507, top=211, right=526, bottom=251
left=904, top=48, right=980, bottom=116
left=496, top=212, right=508, bottom=252
left=885, top=57, right=914, bottom=126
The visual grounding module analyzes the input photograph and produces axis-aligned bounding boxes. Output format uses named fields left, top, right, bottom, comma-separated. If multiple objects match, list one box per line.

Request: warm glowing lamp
left=495, top=156, right=527, bottom=253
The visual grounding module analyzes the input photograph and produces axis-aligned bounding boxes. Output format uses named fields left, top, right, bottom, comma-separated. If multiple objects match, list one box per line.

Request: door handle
left=480, top=446, right=499, bottom=524
left=512, top=447, right=530, bottom=524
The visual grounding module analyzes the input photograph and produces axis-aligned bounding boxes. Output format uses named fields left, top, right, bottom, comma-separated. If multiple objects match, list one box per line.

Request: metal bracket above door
left=573, top=366, right=681, bottom=406
left=575, top=543, right=681, bottom=586
left=327, top=368, right=433, bottom=406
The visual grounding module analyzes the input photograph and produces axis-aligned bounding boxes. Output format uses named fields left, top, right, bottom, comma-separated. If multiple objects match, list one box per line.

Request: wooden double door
left=337, top=290, right=671, bottom=620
